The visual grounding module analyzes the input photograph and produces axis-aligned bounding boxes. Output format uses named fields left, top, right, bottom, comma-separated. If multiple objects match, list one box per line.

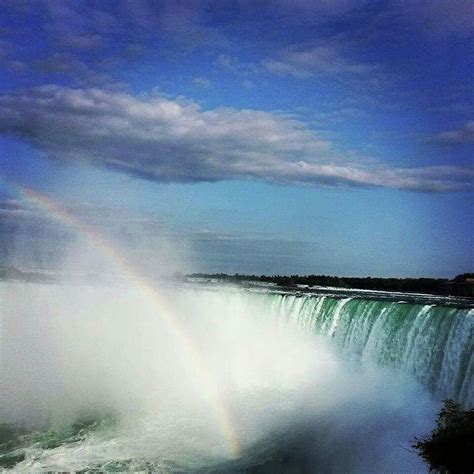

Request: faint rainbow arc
left=5, top=182, right=241, bottom=458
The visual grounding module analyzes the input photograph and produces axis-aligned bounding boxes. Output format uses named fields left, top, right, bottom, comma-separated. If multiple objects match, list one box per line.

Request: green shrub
left=412, top=400, right=474, bottom=473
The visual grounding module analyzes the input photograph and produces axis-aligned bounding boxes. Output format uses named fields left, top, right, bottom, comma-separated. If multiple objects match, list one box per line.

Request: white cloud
left=263, top=45, right=377, bottom=79
left=429, top=121, right=474, bottom=145
left=0, top=200, right=34, bottom=217
left=0, top=86, right=471, bottom=192
left=192, top=76, right=211, bottom=88
left=214, top=54, right=259, bottom=76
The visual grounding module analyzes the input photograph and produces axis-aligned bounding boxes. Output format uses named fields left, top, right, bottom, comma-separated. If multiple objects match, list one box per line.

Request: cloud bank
left=429, top=121, right=474, bottom=145
left=0, top=86, right=471, bottom=192
left=263, top=45, right=376, bottom=79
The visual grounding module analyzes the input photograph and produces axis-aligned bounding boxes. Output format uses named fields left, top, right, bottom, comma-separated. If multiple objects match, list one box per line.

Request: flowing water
left=0, top=279, right=472, bottom=472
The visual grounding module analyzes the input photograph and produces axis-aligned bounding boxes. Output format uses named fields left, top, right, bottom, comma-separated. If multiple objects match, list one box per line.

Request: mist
left=0, top=276, right=438, bottom=472
left=0, top=205, right=190, bottom=278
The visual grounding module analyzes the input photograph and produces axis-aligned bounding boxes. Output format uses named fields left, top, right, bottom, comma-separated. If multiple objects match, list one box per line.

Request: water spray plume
left=0, top=177, right=241, bottom=458
left=0, top=176, right=472, bottom=472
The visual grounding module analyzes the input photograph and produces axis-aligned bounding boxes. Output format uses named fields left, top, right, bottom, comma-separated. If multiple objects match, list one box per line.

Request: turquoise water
left=244, top=289, right=473, bottom=407
left=0, top=281, right=471, bottom=471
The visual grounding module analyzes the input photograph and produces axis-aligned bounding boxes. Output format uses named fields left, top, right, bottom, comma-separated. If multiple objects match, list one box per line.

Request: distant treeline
left=0, top=267, right=56, bottom=283
left=2, top=266, right=473, bottom=297
left=187, top=272, right=474, bottom=297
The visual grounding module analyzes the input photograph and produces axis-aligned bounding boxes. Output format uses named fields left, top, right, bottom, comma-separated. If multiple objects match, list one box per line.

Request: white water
left=258, top=291, right=473, bottom=407
left=0, top=280, right=449, bottom=472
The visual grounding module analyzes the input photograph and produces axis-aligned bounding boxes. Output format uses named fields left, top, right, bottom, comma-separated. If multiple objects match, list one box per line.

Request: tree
left=412, top=400, right=474, bottom=473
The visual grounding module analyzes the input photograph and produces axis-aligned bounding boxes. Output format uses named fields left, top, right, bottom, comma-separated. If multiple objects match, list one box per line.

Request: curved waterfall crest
left=225, top=289, right=473, bottom=407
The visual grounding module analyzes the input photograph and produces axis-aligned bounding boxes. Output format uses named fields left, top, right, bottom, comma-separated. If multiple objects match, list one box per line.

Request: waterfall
left=186, top=286, right=472, bottom=407
left=251, top=291, right=473, bottom=407
left=1, top=280, right=466, bottom=471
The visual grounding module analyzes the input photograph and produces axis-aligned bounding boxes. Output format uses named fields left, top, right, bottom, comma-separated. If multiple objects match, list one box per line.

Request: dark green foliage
left=412, top=400, right=474, bottom=473
left=187, top=272, right=474, bottom=296
left=453, top=273, right=474, bottom=282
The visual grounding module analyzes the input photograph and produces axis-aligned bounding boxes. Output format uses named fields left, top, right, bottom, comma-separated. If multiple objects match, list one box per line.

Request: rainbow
left=2, top=179, right=242, bottom=458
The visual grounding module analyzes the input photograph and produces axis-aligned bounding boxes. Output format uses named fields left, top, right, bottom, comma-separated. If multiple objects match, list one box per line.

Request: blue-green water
left=0, top=281, right=472, bottom=472
left=244, top=289, right=473, bottom=407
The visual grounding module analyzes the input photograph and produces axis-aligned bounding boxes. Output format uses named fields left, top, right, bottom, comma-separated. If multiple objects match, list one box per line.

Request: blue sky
left=0, top=0, right=472, bottom=277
